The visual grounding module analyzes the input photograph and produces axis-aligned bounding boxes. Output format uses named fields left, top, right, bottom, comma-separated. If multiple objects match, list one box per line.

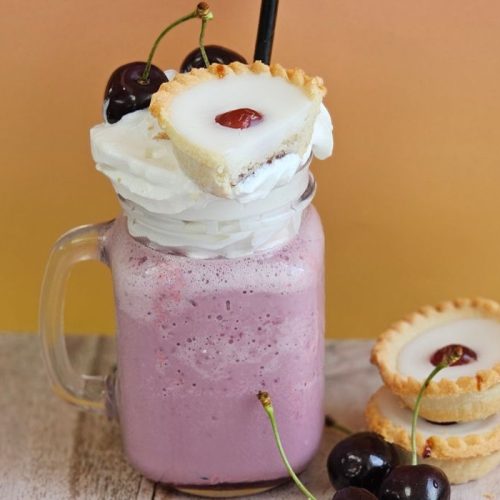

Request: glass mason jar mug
left=40, top=167, right=325, bottom=497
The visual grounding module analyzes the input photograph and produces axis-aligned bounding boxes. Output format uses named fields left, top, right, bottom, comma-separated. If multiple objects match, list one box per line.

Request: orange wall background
left=2, top=1, right=500, bottom=338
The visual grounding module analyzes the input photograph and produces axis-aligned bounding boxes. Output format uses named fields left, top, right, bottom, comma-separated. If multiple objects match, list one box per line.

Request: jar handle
left=39, top=221, right=113, bottom=414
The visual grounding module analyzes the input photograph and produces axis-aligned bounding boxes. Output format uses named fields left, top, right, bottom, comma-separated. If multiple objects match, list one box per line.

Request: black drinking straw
left=253, top=0, right=279, bottom=64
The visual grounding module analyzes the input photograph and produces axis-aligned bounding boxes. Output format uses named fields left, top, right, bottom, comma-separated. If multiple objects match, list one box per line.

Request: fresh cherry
left=180, top=44, right=247, bottom=72
left=430, top=343, right=477, bottom=366
left=379, top=464, right=450, bottom=500
left=103, top=62, right=168, bottom=124
left=215, top=108, right=263, bottom=129
left=327, top=432, right=400, bottom=495
left=332, top=486, right=378, bottom=499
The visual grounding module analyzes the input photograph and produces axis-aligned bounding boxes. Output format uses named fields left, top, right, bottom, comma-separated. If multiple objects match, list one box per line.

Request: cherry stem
left=325, top=415, right=353, bottom=436
left=332, top=421, right=353, bottom=436
left=140, top=2, right=214, bottom=83
left=198, top=9, right=213, bottom=68
left=257, top=391, right=317, bottom=500
left=410, top=346, right=463, bottom=466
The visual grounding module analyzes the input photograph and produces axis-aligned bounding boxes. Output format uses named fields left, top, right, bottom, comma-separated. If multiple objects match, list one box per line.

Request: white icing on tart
left=397, top=318, right=500, bottom=382
left=371, top=298, right=500, bottom=397
left=169, top=73, right=310, bottom=158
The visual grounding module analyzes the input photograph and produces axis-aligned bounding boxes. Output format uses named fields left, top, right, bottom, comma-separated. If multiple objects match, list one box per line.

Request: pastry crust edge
left=365, top=387, right=500, bottom=460
left=427, top=451, right=500, bottom=485
left=150, top=61, right=326, bottom=120
left=399, top=383, right=500, bottom=423
left=370, top=297, right=500, bottom=396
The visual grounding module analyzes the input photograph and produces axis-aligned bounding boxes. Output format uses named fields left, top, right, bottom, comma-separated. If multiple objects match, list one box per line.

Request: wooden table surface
left=1, top=334, right=498, bottom=499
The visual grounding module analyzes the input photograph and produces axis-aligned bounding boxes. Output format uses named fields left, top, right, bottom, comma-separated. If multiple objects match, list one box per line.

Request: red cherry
left=103, top=62, right=168, bottom=124
left=215, top=108, right=264, bottom=129
left=379, top=464, right=450, bottom=500
left=430, top=344, right=477, bottom=367
left=326, top=432, right=400, bottom=495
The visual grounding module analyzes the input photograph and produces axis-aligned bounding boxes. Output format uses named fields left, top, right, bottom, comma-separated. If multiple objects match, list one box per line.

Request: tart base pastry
left=366, top=386, right=500, bottom=484
left=426, top=451, right=500, bottom=485
left=371, top=298, right=500, bottom=422
left=400, top=382, right=500, bottom=423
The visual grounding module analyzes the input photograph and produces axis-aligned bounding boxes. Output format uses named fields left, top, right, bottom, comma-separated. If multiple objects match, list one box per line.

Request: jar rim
left=118, top=161, right=316, bottom=258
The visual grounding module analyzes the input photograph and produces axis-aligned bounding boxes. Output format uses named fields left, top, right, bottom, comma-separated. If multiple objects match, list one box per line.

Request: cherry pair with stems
left=258, top=347, right=464, bottom=500
left=103, top=2, right=247, bottom=125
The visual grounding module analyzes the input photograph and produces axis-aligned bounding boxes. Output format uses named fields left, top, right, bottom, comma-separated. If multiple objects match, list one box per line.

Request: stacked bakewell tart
left=367, top=298, right=500, bottom=484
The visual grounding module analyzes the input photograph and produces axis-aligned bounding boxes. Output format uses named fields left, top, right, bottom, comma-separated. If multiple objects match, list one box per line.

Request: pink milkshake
left=105, top=205, right=324, bottom=488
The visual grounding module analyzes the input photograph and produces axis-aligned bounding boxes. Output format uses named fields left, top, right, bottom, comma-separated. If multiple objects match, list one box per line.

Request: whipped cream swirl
left=90, top=82, right=333, bottom=257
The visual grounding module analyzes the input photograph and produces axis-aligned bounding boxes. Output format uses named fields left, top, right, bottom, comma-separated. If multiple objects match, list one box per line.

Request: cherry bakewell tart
left=366, top=386, right=500, bottom=484
left=150, top=61, right=327, bottom=197
left=371, top=298, right=500, bottom=423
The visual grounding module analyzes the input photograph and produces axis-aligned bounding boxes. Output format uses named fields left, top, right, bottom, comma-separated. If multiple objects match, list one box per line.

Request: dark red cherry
left=332, top=486, right=378, bottom=499
left=180, top=44, right=247, bottom=72
left=379, top=464, right=450, bottom=500
left=103, top=62, right=168, bottom=124
left=430, top=343, right=477, bottom=367
left=215, top=108, right=263, bottom=129
left=327, top=432, right=400, bottom=495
